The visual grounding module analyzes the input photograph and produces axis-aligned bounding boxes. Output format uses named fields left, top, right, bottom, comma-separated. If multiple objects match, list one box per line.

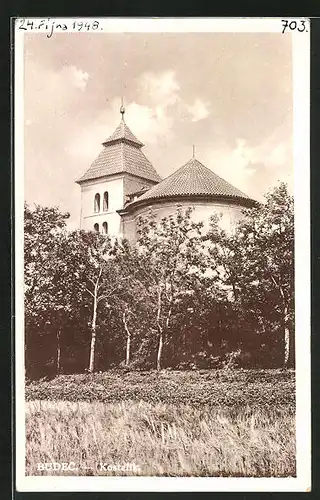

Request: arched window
left=102, top=222, right=108, bottom=234
left=103, top=191, right=109, bottom=211
left=94, top=223, right=99, bottom=233
left=94, top=193, right=100, bottom=213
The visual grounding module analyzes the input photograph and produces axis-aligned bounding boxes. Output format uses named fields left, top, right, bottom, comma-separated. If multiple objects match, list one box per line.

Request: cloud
left=252, top=131, right=292, bottom=171
left=62, top=66, right=291, bottom=203
left=135, top=71, right=180, bottom=141
left=186, top=98, right=210, bottom=122
left=61, top=66, right=89, bottom=91
left=201, top=129, right=292, bottom=201
left=68, top=71, right=184, bottom=161
left=203, top=139, right=256, bottom=196
left=24, top=62, right=90, bottom=125
left=67, top=96, right=175, bottom=164
left=125, top=101, right=174, bottom=145
left=67, top=70, right=213, bottom=161
left=139, top=70, right=180, bottom=107
left=138, top=70, right=210, bottom=125
left=24, top=60, right=91, bottom=226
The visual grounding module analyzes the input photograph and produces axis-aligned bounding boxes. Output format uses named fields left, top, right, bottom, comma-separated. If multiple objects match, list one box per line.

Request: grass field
left=25, top=369, right=295, bottom=477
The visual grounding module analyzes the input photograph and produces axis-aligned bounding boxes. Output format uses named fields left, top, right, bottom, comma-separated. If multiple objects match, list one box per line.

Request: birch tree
left=134, top=207, right=206, bottom=370
left=62, top=230, right=125, bottom=373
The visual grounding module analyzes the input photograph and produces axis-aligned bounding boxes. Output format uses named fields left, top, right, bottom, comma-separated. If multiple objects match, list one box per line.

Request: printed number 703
left=281, top=20, right=308, bottom=34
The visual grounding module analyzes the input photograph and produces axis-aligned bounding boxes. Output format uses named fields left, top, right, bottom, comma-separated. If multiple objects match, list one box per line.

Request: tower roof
left=76, top=107, right=161, bottom=184
left=124, top=156, right=254, bottom=207
left=76, top=142, right=161, bottom=184
left=102, top=119, right=145, bottom=148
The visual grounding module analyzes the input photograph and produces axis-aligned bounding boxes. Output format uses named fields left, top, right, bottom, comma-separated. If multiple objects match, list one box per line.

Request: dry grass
left=26, top=399, right=295, bottom=477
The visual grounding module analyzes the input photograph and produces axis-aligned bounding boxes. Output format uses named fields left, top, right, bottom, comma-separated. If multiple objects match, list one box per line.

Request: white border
left=292, top=29, right=311, bottom=489
left=15, top=17, right=311, bottom=492
left=15, top=17, right=309, bottom=33
left=15, top=24, right=26, bottom=488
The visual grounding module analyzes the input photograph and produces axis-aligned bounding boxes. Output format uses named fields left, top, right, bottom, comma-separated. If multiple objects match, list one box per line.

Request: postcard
left=14, top=17, right=311, bottom=493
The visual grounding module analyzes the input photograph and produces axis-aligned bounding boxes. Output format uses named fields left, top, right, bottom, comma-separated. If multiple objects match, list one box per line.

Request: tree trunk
left=288, top=325, right=295, bottom=367
left=88, top=267, right=102, bottom=373
left=231, top=281, right=238, bottom=302
left=283, top=304, right=290, bottom=367
left=156, top=286, right=163, bottom=371
left=157, top=299, right=172, bottom=371
left=284, top=325, right=290, bottom=366
left=283, top=300, right=295, bottom=367
left=88, top=293, right=98, bottom=373
left=271, top=277, right=291, bottom=369
left=56, top=329, right=61, bottom=375
left=126, top=335, right=131, bottom=366
left=123, top=311, right=131, bottom=366
left=157, top=330, right=163, bottom=371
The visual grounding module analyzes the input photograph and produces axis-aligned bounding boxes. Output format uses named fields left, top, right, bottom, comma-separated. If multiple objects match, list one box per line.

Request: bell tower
left=76, top=104, right=161, bottom=237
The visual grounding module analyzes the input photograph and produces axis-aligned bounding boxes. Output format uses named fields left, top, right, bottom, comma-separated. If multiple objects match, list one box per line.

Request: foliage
left=207, top=183, right=294, bottom=366
left=24, top=183, right=295, bottom=377
left=130, top=207, right=208, bottom=369
left=24, top=204, right=77, bottom=378
left=24, top=203, right=71, bottom=321
left=26, top=369, right=295, bottom=409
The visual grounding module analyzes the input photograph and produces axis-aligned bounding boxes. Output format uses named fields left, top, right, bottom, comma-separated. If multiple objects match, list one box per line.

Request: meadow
left=25, top=369, right=296, bottom=477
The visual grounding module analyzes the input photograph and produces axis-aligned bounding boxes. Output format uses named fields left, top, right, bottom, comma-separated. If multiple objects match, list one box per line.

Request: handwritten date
left=17, top=19, right=101, bottom=38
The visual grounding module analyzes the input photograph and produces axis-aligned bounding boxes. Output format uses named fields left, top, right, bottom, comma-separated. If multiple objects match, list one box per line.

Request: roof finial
left=120, top=96, right=125, bottom=121
left=192, top=144, right=195, bottom=158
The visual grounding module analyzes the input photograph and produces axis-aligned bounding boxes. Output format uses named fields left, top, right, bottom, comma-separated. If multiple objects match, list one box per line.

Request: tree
left=206, top=182, right=294, bottom=367
left=112, top=286, right=149, bottom=367
left=61, top=230, right=135, bottom=372
left=24, top=203, right=73, bottom=377
left=24, top=206, right=138, bottom=375
left=60, top=231, right=110, bottom=373
left=24, top=183, right=294, bottom=375
left=133, top=207, right=206, bottom=370
left=24, top=204, right=70, bottom=315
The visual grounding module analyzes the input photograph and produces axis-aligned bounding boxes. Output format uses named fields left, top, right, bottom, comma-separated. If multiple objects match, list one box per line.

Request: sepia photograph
left=14, top=18, right=311, bottom=492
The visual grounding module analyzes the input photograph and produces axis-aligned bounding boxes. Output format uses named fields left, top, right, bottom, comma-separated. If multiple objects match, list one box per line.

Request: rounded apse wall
left=121, top=197, right=248, bottom=243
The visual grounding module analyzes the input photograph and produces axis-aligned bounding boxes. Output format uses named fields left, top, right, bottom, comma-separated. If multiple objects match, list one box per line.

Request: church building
left=76, top=105, right=256, bottom=242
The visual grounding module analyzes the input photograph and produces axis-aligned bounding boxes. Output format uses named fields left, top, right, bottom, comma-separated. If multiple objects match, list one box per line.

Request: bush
left=25, top=369, right=295, bottom=410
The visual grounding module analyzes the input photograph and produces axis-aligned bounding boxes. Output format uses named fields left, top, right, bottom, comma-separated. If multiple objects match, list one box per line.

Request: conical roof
left=102, top=120, right=144, bottom=147
left=76, top=110, right=161, bottom=184
left=129, top=157, right=252, bottom=204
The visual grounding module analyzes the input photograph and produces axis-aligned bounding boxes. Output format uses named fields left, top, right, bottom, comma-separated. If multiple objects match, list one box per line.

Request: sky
left=24, top=32, right=293, bottom=228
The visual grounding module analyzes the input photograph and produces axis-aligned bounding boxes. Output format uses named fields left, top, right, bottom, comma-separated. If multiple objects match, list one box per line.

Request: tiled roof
left=125, top=157, right=253, bottom=206
left=126, top=185, right=150, bottom=197
left=103, top=120, right=144, bottom=147
left=76, top=117, right=161, bottom=184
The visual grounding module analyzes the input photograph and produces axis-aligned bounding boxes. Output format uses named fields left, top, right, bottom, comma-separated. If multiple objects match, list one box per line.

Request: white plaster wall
left=80, top=176, right=124, bottom=236
left=122, top=199, right=246, bottom=242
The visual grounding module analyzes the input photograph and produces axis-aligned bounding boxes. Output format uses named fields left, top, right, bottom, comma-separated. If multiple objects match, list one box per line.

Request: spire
left=120, top=97, right=125, bottom=121
left=101, top=102, right=145, bottom=148
left=192, top=144, right=196, bottom=158
left=76, top=96, right=162, bottom=185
